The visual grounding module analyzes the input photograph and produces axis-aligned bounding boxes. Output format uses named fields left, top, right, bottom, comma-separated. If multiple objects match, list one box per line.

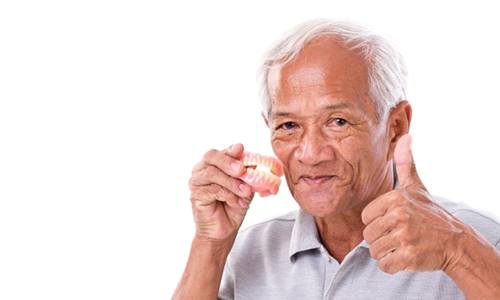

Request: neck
left=314, top=165, right=395, bottom=263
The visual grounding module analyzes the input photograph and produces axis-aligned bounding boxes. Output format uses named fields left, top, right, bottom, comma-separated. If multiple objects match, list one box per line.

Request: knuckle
left=189, top=190, right=202, bottom=203
left=220, top=153, right=232, bottom=166
left=204, top=165, right=218, bottom=178
left=405, top=245, right=417, bottom=258
left=228, top=191, right=240, bottom=203
left=402, top=247, right=417, bottom=268
left=395, top=194, right=407, bottom=206
left=387, top=265, right=398, bottom=275
left=361, top=210, right=370, bottom=224
left=362, top=227, right=371, bottom=241
left=397, top=227, right=413, bottom=245
left=203, top=148, right=218, bottom=161
left=207, top=184, right=220, bottom=195
left=191, top=161, right=204, bottom=175
left=393, top=207, right=410, bottom=224
left=363, top=226, right=378, bottom=244
left=213, top=188, right=225, bottom=201
left=379, top=261, right=390, bottom=273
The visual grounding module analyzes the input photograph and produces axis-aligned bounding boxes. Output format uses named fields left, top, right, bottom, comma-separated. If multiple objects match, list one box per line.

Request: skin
left=265, top=36, right=399, bottom=260
left=173, top=35, right=500, bottom=299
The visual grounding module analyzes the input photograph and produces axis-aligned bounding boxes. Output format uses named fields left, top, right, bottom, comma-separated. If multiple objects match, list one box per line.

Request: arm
left=361, top=134, right=500, bottom=298
left=173, top=236, right=235, bottom=300
left=172, top=144, right=253, bottom=300
left=444, top=227, right=500, bottom=300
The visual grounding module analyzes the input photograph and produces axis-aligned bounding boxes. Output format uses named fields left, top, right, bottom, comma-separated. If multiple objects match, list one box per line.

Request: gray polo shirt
left=218, top=196, right=500, bottom=299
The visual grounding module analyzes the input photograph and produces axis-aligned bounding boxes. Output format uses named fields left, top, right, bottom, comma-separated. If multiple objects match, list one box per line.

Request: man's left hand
left=361, top=134, right=467, bottom=274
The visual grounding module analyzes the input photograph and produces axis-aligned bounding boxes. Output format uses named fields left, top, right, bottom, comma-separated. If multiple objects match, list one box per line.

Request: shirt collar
left=288, top=209, right=370, bottom=260
left=288, top=209, right=322, bottom=260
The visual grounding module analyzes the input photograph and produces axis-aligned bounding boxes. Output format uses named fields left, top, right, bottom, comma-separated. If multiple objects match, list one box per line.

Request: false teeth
left=238, top=152, right=283, bottom=197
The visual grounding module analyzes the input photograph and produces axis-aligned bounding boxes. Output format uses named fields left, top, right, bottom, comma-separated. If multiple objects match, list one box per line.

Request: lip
left=299, top=175, right=335, bottom=185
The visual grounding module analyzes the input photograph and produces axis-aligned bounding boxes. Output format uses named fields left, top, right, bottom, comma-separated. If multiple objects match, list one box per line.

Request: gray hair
left=260, top=19, right=408, bottom=121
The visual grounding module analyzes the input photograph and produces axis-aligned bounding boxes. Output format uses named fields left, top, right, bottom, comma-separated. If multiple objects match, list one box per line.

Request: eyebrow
left=272, top=103, right=352, bottom=118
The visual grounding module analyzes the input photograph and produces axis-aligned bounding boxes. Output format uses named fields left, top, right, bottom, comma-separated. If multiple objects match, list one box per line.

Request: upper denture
left=238, top=152, right=284, bottom=197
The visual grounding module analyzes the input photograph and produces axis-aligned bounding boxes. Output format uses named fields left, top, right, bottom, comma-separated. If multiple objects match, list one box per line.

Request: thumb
left=394, top=134, right=422, bottom=188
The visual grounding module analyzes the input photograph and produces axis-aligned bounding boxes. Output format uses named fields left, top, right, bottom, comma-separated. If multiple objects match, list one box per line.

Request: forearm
left=173, top=235, right=235, bottom=300
left=445, top=226, right=500, bottom=300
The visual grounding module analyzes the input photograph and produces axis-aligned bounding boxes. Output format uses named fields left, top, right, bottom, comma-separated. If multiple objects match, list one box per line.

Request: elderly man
left=173, top=19, right=500, bottom=299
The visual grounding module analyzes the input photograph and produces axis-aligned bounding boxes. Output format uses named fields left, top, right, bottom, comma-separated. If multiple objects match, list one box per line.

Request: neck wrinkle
left=314, top=166, right=395, bottom=262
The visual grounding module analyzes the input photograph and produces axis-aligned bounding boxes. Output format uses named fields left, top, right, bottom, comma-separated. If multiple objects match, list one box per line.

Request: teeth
left=239, top=152, right=283, bottom=196
left=241, top=152, right=284, bottom=177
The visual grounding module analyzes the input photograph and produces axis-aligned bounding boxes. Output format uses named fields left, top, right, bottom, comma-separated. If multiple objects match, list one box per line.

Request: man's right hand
left=189, top=143, right=254, bottom=241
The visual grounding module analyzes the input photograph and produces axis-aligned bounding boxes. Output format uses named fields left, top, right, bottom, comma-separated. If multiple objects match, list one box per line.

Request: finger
left=363, top=206, right=411, bottom=244
left=378, top=248, right=409, bottom=274
left=363, top=214, right=393, bottom=244
left=368, top=229, right=400, bottom=261
left=190, top=165, right=253, bottom=198
left=394, top=134, right=422, bottom=188
left=238, top=198, right=251, bottom=209
left=224, top=143, right=245, bottom=159
left=361, top=190, right=399, bottom=225
left=191, top=184, right=242, bottom=208
left=203, top=146, right=246, bottom=178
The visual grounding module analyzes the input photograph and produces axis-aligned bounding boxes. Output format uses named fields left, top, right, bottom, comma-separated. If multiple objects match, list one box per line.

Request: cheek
left=271, top=139, right=294, bottom=165
left=336, top=136, right=363, bottom=163
left=346, top=137, right=388, bottom=183
left=337, top=136, right=383, bottom=178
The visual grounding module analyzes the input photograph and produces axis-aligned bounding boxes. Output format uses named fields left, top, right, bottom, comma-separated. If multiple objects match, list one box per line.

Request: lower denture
left=238, top=152, right=283, bottom=197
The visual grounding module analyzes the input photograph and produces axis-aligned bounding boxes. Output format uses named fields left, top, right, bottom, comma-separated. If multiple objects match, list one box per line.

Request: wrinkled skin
left=176, top=35, right=500, bottom=300
left=264, top=35, right=465, bottom=271
left=266, top=36, right=395, bottom=221
left=189, top=144, right=254, bottom=241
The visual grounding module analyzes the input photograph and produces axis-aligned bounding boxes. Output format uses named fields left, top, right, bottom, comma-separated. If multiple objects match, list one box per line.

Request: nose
left=294, top=128, right=334, bottom=166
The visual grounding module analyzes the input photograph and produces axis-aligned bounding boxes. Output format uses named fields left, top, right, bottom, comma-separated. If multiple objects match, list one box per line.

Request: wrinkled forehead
left=267, top=37, right=375, bottom=119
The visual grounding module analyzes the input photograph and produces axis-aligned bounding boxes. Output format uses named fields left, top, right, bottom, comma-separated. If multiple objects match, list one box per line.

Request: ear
left=261, top=112, right=270, bottom=128
left=387, top=100, right=412, bottom=161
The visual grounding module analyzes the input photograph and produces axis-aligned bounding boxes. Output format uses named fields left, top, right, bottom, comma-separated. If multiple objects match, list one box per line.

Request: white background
left=1, top=1, right=499, bottom=299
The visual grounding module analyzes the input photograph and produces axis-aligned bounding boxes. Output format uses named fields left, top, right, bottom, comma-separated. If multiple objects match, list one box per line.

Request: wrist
left=443, top=222, right=473, bottom=274
left=442, top=224, right=500, bottom=299
left=192, top=234, right=236, bottom=258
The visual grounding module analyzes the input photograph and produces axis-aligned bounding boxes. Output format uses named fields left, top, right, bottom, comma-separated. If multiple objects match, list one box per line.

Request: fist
left=361, top=134, right=466, bottom=274
left=189, top=144, right=254, bottom=241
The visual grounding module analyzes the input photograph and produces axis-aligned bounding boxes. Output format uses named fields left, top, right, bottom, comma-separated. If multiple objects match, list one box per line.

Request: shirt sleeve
left=217, top=260, right=235, bottom=300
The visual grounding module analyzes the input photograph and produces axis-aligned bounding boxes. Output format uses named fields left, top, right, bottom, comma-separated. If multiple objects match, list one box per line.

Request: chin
left=294, top=189, right=350, bottom=218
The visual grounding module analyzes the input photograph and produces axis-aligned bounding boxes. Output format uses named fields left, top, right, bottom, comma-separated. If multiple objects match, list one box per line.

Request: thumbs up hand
left=361, top=134, right=466, bottom=274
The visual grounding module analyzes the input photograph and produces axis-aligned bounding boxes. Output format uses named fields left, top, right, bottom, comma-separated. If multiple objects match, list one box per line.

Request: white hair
left=260, top=19, right=408, bottom=121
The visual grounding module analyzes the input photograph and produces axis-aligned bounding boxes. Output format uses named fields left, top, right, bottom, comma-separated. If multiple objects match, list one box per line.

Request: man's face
left=267, top=36, right=393, bottom=218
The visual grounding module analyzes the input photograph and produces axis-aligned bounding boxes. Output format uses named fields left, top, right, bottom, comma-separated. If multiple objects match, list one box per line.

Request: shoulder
left=229, top=210, right=298, bottom=261
left=233, top=210, right=297, bottom=247
left=433, top=195, right=500, bottom=247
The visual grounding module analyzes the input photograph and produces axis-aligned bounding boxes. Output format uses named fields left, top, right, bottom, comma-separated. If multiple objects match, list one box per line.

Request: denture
left=238, top=152, right=284, bottom=197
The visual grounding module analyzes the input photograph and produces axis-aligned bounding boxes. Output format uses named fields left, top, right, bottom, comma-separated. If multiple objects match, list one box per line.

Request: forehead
left=268, top=36, right=375, bottom=118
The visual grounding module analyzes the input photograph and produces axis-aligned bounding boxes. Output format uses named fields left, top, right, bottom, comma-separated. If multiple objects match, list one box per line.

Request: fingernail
left=231, top=162, right=242, bottom=173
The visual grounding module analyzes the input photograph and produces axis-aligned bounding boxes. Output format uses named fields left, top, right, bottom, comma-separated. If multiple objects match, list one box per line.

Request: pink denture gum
left=237, top=152, right=284, bottom=197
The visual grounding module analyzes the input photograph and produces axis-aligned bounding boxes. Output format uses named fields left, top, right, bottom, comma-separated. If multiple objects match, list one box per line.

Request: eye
left=330, top=118, right=348, bottom=127
left=276, top=121, right=297, bottom=130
